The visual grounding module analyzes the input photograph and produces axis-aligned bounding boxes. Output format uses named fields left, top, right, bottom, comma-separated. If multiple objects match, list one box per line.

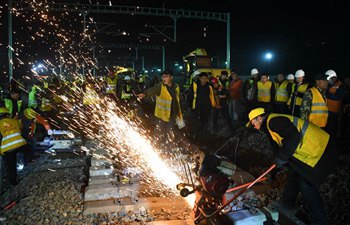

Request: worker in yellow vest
left=248, top=107, right=338, bottom=225
left=138, top=69, right=184, bottom=141
left=325, top=70, right=345, bottom=137
left=82, top=76, right=100, bottom=107
left=0, top=107, right=27, bottom=186
left=256, top=73, right=275, bottom=112
left=288, top=69, right=310, bottom=117
left=119, top=75, right=134, bottom=101
left=3, top=88, right=23, bottom=119
left=274, top=74, right=293, bottom=114
left=301, top=74, right=329, bottom=128
left=188, top=72, right=216, bottom=134
left=105, top=69, right=118, bottom=100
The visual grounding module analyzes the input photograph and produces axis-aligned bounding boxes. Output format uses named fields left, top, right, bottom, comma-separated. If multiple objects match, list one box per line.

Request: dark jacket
left=188, top=81, right=212, bottom=111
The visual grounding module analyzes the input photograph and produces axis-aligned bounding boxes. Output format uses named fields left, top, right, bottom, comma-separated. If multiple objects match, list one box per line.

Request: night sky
left=0, top=0, right=349, bottom=82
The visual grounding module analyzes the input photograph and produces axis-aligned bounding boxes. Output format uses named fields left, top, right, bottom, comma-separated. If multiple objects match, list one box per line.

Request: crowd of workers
left=1, top=65, right=350, bottom=225
left=139, top=68, right=349, bottom=225
left=0, top=68, right=148, bottom=193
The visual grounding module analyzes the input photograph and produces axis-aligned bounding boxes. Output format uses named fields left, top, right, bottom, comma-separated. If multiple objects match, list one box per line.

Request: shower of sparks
left=5, top=0, right=196, bottom=207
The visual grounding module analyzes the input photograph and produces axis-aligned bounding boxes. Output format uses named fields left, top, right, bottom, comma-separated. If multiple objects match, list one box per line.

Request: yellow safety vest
left=121, top=85, right=132, bottom=100
left=288, top=83, right=308, bottom=106
left=106, top=76, right=117, bottom=94
left=40, top=98, right=53, bottom=112
left=309, top=87, right=328, bottom=128
left=28, top=87, right=38, bottom=108
left=83, top=86, right=99, bottom=105
left=4, top=99, right=22, bottom=118
left=275, top=80, right=289, bottom=103
left=257, top=81, right=272, bottom=102
left=0, top=118, right=27, bottom=155
left=192, top=82, right=216, bottom=110
left=267, top=113, right=329, bottom=168
left=154, top=83, right=182, bottom=122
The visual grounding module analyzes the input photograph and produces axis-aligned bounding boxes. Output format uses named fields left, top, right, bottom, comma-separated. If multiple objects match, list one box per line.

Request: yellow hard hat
left=248, top=108, right=265, bottom=121
left=0, top=107, right=10, bottom=115
left=24, top=108, right=37, bottom=119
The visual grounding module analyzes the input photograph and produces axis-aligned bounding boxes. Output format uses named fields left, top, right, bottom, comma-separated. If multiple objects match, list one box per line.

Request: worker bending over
left=248, top=107, right=338, bottom=225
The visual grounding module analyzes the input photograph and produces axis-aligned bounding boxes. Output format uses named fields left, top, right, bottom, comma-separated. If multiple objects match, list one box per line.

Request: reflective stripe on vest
left=1, top=139, right=26, bottom=151
left=0, top=118, right=27, bottom=154
left=327, top=80, right=342, bottom=113
left=267, top=113, right=329, bottom=168
left=257, top=81, right=272, bottom=102
left=275, top=80, right=289, bottom=103
left=2, top=132, right=21, bottom=141
left=309, top=87, right=328, bottom=128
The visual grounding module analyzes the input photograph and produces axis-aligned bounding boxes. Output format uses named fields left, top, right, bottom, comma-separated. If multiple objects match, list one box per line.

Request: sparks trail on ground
left=8, top=0, right=196, bottom=207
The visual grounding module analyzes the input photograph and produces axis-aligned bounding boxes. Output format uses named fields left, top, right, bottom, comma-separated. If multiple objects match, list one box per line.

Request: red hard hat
left=210, top=77, right=218, bottom=84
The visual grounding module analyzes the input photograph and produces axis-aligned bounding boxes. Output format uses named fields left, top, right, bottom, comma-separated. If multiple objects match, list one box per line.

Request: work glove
left=47, top=129, right=53, bottom=136
left=176, top=117, right=185, bottom=129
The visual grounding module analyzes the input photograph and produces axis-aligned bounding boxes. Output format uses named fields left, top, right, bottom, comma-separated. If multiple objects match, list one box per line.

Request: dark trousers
left=154, top=118, right=175, bottom=143
left=199, top=108, right=210, bottom=131
left=282, top=170, right=327, bottom=225
left=212, top=107, right=230, bottom=129
left=3, top=149, right=19, bottom=186
left=326, top=112, right=339, bottom=138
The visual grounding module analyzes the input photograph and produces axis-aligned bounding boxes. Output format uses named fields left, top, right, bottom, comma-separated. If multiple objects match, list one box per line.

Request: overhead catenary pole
left=13, top=2, right=231, bottom=73
left=226, top=12, right=231, bottom=69
left=8, top=0, right=13, bottom=82
left=162, top=46, right=165, bottom=71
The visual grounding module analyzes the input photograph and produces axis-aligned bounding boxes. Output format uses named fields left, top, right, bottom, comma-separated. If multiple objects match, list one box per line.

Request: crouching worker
left=22, top=108, right=52, bottom=161
left=0, top=107, right=27, bottom=186
left=248, top=108, right=339, bottom=225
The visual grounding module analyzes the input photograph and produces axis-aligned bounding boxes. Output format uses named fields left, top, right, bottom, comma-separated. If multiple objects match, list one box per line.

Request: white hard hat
left=295, top=69, right=305, bottom=78
left=124, top=75, right=131, bottom=81
left=251, top=68, right=259, bottom=76
left=325, top=70, right=337, bottom=80
left=287, top=74, right=294, bottom=80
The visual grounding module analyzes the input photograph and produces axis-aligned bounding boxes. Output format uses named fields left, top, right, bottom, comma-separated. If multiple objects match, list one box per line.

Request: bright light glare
left=265, top=53, right=273, bottom=60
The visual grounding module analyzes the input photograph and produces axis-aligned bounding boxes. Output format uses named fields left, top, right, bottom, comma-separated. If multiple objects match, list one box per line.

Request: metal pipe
left=162, top=46, right=165, bottom=70
left=226, top=13, right=231, bottom=69
left=8, top=0, right=13, bottom=82
left=226, top=177, right=267, bottom=193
